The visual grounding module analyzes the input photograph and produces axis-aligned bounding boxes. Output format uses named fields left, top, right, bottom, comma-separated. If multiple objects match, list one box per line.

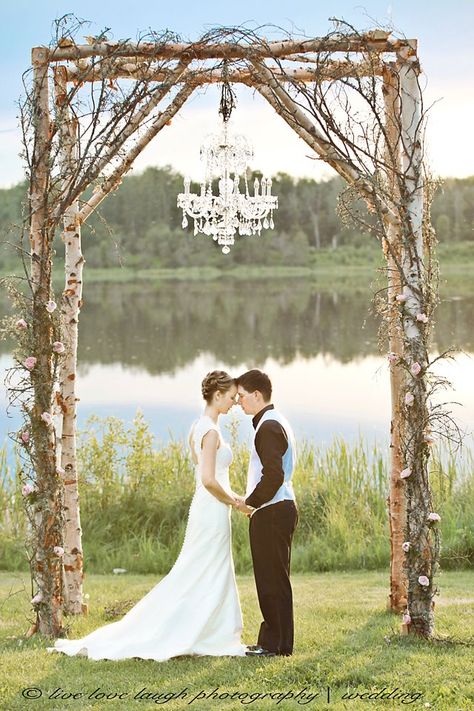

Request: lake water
left=1, top=276, right=473, bottom=453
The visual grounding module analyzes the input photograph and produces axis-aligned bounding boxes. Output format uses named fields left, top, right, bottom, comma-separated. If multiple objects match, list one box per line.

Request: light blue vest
left=245, top=408, right=297, bottom=510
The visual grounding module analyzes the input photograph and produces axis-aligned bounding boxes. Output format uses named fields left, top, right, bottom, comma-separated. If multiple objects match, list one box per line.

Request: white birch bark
left=398, top=56, right=435, bottom=637
left=64, top=59, right=384, bottom=84
left=29, top=48, right=64, bottom=637
left=53, top=67, right=86, bottom=616
left=47, top=33, right=412, bottom=62
left=382, top=65, right=408, bottom=614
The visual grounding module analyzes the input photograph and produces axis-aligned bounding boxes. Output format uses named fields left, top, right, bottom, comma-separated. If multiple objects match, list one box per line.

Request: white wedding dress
left=47, top=415, right=247, bottom=661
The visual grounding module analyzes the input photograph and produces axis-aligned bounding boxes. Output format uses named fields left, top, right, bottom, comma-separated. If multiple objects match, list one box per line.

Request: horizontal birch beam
left=64, top=59, right=385, bottom=84
left=42, top=33, right=416, bottom=62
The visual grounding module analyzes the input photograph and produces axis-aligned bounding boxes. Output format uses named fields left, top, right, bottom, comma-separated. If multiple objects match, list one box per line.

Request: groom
left=234, top=369, right=298, bottom=657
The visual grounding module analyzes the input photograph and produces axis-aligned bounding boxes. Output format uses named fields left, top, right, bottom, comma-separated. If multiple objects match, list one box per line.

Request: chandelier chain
left=219, top=61, right=237, bottom=123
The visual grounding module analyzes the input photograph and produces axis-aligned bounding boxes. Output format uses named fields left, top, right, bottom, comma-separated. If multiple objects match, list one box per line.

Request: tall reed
left=1, top=413, right=472, bottom=574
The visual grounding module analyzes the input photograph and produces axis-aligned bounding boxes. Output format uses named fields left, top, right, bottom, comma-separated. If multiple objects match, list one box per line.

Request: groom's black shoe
left=245, top=645, right=276, bottom=657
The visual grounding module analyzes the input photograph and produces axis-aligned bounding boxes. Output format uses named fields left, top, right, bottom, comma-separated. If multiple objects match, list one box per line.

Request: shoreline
left=3, top=262, right=474, bottom=285
left=2, top=242, right=474, bottom=284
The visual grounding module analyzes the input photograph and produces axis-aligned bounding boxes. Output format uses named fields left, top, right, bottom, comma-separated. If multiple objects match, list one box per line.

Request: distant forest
left=0, top=168, right=473, bottom=269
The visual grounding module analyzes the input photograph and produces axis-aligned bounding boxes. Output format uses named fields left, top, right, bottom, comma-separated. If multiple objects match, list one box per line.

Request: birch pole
left=251, top=59, right=398, bottom=227
left=382, top=65, right=408, bottom=614
left=47, top=33, right=411, bottom=62
left=79, top=82, right=195, bottom=222
left=251, top=61, right=361, bottom=185
left=29, top=48, right=65, bottom=637
left=398, top=51, right=438, bottom=637
left=53, top=66, right=86, bottom=616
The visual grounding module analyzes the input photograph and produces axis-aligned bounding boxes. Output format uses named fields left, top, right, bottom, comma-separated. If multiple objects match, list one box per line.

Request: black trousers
left=249, top=499, right=298, bottom=655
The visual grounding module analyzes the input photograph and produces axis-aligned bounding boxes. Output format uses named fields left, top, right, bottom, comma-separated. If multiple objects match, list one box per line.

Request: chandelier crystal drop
left=177, top=76, right=278, bottom=254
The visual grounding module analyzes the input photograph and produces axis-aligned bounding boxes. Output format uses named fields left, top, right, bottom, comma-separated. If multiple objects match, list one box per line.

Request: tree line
left=0, top=169, right=473, bottom=269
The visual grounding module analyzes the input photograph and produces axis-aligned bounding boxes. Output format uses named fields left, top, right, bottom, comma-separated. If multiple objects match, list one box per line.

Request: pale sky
left=0, top=0, right=473, bottom=187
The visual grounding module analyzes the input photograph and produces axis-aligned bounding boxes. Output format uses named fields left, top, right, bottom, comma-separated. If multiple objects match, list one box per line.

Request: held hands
left=232, top=494, right=255, bottom=517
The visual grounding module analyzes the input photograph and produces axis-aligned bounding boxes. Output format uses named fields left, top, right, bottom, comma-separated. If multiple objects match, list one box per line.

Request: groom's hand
left=234, top=496, right=255, bottom=516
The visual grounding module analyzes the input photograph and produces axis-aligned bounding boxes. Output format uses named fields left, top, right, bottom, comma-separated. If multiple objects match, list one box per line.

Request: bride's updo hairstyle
left=201, top=371, right=235, bottom=403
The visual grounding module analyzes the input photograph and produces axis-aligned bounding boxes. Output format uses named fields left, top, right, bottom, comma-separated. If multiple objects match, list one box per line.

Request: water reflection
left=1, top=278, right=473, bottom=446
left=2, top=279, right=472, bottom=373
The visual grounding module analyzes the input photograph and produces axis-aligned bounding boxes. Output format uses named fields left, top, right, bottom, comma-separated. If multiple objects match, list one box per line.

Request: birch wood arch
left=10, top=19, right=449, bottom=640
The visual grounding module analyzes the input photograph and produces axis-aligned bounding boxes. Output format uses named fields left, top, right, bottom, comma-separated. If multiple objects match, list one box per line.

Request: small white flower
left=45, top=300, right=57, bottom=313
left=53, top=546, right=64, bottom=556
left=31, top=592, right=43, bottom=605
left=41, top=412, right=53, bottom=426
left=402, top=541, right=411, bottom=552
left=428, top=512, right=441, bottom=522
left=400, top=467, right=412, bottom=479
left=418, top=575, right=430, bottom=587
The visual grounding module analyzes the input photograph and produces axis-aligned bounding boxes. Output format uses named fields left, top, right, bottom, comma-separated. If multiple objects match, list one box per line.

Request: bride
left=47, top=370, right=250, bottom=661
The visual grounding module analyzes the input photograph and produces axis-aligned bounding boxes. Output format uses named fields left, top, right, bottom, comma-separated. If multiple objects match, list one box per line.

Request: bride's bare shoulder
left=189, top=416, right=220, bottom=454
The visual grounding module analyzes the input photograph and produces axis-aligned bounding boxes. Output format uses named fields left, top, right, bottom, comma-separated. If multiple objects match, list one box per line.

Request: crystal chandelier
left=177, top=70, right=278, bottom=254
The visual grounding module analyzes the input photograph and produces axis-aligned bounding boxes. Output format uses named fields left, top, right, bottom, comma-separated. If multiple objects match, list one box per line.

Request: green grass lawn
left=0, top=571, right=473, bottom=710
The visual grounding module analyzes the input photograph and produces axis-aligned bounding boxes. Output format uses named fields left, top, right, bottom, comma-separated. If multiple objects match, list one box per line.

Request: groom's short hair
left=236, top=369, right=272, bottom=402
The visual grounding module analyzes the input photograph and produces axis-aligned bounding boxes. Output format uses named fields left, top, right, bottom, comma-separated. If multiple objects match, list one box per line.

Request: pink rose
left=418, top=575, right=430, bottom=587
left=22, top=483, right=35, bottom=496
left=45, top=300, right=57, bottom=313
left=16, top=318, right=28, bottom=329
left=20, top=430, right=30, bottom=443
left=24, top=356, right=37, bottom=370
left=402, top=541, right=411, bottom=552
left=53, top=341, right=65, bottom=354
left=428, top=512, right=441, bottom=522
left=402, top=612, right=411, bottom=625
left=41, top=412, right=52, bottom=426
left=400, top=467, right=412, bottom=479
left=31, top=592, right=43, bottom=604
left=396, top=294, right=408, bottom=303
left=410, top=362, right=422, bottom=376
left=416, top=313, right=428, bottom=324
left=388, top=352, right=399, bottom=364
left=53, top=546, right=64, bottom=556
left=405, top=392, right=414, bottom=406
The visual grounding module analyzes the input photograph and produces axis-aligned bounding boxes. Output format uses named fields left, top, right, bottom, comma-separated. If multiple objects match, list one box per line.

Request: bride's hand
left=233, top=496, right=255, bottom=516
